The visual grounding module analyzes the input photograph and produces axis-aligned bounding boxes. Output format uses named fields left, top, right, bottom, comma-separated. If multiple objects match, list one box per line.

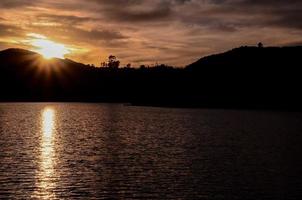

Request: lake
left=0, top=103, right=301, bottom=199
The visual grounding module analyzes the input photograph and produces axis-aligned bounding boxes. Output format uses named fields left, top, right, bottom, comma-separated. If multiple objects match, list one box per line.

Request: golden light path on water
left=34, top=107, right=57, bottom=199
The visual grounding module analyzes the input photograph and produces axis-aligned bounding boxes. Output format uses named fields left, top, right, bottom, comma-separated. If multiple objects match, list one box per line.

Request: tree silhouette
left=126, top=63, right=131, bottom=68
left=258, top=42, right=263, bottom=48
left=101, top=62, right=107, bottom=68
left=108, top=55, right=120, bottom=69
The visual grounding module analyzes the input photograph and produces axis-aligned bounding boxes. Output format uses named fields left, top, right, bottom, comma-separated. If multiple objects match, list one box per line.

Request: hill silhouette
left=1, top=46, right=302, bottom=110
left=185, top=46, right=302, bottom=109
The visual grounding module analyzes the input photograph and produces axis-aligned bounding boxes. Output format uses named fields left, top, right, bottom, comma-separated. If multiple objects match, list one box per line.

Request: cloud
left=28, top=24, right=127, bottom=43
left=36, top=14, right=97, bottom=25
left=0, top=41, right=11, bottom=49
left=0, top=23, right=24, bottom=37
left=106, top=5, right=172, bottom=23
left=1, top=0, right=302, bottom=66
left=72, top=28, right=128, bottom=42
left=89, top=0, right=174, bottom=23
left=283, top=40, right=302, bottom=46
left=196, top=0, right=302, bottom=30
left=0, top=0, right=36, bottom=8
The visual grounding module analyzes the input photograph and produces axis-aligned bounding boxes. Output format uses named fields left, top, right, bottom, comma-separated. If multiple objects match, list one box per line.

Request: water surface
left=0, top=103, right=301, bottom=199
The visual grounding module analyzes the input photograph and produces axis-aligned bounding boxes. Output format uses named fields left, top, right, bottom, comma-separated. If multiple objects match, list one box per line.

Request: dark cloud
left=21, top=0, right=302, bottom=30
left=29, top=24, right=127, bottom=43
left=237, top=0, right=301, bottom=7
left=107, top=6, right=172, bottom=22
left=0, top=23, right=24, bottom=37
left=1, top=0, right=302, bottom=66
left=36, top=14, right=97, bottom=25
left=90, top=0, right=174, bottom=22
left=201, top=0, right=302, bottom=30
left=0, top=0, right=36, bottom=8
left=270, top=8, right=302, bottom=30
left=85, top=0, right=302, bottom=31
left=77, top=29, right=127, bottom=41
left=283, top=40, right=302, bottom=46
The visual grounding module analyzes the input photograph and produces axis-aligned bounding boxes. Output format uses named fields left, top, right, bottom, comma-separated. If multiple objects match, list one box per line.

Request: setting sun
left=28, top=33, right=70, bottom=59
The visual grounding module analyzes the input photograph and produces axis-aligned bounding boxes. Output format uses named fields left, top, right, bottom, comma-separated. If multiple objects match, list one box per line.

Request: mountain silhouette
left=185, top=46, right=302, bottom=109
left=187, top=46, right=302, bottom=71
left=1, top=46, right=302, bottom=110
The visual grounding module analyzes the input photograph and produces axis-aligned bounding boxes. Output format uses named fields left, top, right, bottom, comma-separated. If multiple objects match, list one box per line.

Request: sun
left=28, top=33, right=70, bottom=59
left=33, top=39, right=69, bottom=59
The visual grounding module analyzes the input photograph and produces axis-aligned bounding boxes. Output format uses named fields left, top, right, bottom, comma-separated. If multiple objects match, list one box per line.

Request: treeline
left=89, top=54, right=175, bottom=70
left=1, top=46, right=302, bottom=110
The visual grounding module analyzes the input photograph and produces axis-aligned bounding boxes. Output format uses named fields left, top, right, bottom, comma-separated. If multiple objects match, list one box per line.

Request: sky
left=0, top=0, right=302, bottom=67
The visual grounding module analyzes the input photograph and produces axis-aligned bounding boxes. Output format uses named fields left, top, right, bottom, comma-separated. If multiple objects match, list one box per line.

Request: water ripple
left=0, top=103, right=302, bottom=199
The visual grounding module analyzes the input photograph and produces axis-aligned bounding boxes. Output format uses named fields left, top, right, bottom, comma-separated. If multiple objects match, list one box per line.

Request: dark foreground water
left=0, top=103, right=301, bottom=199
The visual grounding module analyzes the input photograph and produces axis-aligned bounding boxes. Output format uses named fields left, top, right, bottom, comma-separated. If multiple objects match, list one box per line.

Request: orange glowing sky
left=0, top=0, right=302, bottom=67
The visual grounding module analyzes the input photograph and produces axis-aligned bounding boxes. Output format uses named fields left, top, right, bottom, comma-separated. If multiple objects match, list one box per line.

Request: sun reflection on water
left=43, top=108, right=55, bottom=138
left=34, top=107, right=57, bottom=199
